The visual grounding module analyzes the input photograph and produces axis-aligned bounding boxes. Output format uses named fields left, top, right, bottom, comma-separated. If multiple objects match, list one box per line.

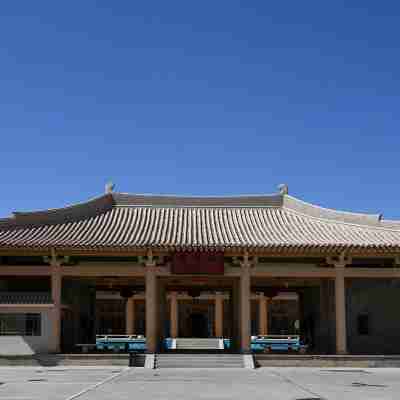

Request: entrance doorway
left=178, top=300, right=213, bottom=337
left=189, top=313, right=208, bottom=338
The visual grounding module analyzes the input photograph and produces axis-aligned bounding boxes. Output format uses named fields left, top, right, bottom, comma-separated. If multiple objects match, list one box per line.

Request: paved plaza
left=0, top=366, right=400, bottom=400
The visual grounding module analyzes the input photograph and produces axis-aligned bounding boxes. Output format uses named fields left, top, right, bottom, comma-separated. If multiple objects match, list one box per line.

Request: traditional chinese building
left=1, top=184, right=400, bottom=355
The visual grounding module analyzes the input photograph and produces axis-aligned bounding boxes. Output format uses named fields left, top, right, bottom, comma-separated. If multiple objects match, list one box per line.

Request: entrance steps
left=175, top=338, right=222, bottom=350
left=155, top=353, right=245, bottom=368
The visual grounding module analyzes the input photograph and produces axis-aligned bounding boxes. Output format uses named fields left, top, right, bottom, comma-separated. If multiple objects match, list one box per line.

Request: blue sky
left=0, top=1, right=400, bottom=218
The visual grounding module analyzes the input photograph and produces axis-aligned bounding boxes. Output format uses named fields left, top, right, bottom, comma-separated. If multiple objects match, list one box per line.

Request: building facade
left=1, top=185, right=400, bottom=354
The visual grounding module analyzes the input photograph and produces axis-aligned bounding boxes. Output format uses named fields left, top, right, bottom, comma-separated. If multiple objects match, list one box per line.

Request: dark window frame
left=0, top=313, right=41, bottom=336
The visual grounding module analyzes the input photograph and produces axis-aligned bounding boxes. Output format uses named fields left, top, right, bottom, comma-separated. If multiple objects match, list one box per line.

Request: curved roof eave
left=282, top=195, right=383, bottom=227
left=0, top=190, right=397, bottom=231
left=1, top=242, right=399, bottom=256
left=0, top=193, right=114, bottom=230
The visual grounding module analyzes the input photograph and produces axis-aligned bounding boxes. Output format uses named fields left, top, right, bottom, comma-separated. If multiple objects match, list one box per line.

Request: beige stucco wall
left=0, top=306, right=53, bottom=355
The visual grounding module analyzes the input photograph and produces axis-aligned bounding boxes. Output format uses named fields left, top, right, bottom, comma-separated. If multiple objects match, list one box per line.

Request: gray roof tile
left=0, top=193, right=400, bottom=253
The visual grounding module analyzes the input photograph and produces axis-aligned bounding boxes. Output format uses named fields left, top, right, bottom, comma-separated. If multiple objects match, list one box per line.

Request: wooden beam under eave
left=61, top=265, right=146, bottom=277
left=250, top=266, right=400, bottom=279
left=344, top=268, right=400, bottom=278
left=0, top=248, right=155, bottom=257
left=249, top=269, right=336, bottom=278
left=0, top=250, right=50, bottom=257
left=223, top=249, right=400, bottom=258
left=222, top=250, right=328, bottom=257
left=0, top=266, right=52, bottom=276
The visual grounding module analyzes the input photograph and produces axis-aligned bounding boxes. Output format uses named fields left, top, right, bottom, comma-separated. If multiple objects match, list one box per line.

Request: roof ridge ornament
left=278, top=183, right=289, bottom=195
left=105, top=181, right=115, bottom=194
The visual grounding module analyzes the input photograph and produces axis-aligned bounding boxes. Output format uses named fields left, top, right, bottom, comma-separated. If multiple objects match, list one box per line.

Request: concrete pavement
left=1, top=366, right=400, bottom=399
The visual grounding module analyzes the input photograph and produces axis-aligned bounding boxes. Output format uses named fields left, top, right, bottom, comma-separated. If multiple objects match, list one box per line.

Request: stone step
left=174, top=341, right=218, bottom=342
left=175, top=338, right=221, bottom=350
left=156, top=362, right=242, bottom=365
left=155, top=353, right=244, bottom=369
left=156, top=365, right=242, bottom=368
left=176, top=343, right=220, bottom=345
left=157, top=353, right=242, bottom=360
left=176, top=344, right=219, bottom=346
left=175, top=340, right=220, bottom=343
left=176, top=341, right=219, bottom=347
left=156, top=359, right=243, bottom=363
left=156, top=363, right=243, bottom=367
left=176, top=342, right=219, bottom=344
left=176, top=344, right=219, bottom=350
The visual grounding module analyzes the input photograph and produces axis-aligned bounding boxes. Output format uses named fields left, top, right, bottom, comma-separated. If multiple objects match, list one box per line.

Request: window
left=0, top=313, right=41, bottom=336
left=357, top=313, right=369, bottom=335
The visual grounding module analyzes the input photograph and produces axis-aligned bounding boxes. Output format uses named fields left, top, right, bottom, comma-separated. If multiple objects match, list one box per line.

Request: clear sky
left=0, top=1, right=399, bottom=219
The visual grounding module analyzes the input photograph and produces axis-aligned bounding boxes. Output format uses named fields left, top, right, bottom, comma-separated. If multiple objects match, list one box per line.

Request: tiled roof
left=0, top=192, right=400, bottom=254
left=0, top=292, right=52, bottom=304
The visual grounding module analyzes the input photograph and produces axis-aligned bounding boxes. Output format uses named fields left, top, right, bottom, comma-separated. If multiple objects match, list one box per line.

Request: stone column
left=126, top=297, right=135, bottom=335
left=240, top=255, right=252, bottom=352
left=51, top=262, right=62, bottom=353
left=258, top=294, right=268, bottom=336
left=215, top=292, right=224, bottom=337
left=158, top=281, right=167, bottom=341
left=145, top=262, right=158, bottom=353
left=170, top=291, right=178, bottom=338
left=335, top=263, right=347, bottom=354
left=230, top=281, right=240, bottom=352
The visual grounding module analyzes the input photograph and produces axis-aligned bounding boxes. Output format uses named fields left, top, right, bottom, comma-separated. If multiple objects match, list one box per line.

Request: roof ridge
left=111, top=192, right=283, bottom=207
left=115, top=191, right=280, bottom=198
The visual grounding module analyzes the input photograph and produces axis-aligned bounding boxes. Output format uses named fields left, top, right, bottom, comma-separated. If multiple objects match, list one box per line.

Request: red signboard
left=172, top=252, right=224, bottom=274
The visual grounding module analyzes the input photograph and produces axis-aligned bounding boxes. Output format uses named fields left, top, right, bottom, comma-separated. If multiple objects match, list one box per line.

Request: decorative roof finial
left=278, top=183, right=289, bottom=195
left=105, top=181, right=115, bottom=194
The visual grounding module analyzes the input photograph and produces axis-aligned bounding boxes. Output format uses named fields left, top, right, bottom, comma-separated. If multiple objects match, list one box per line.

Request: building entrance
left=178, top=299, right=214, bottom=337
left=189, top=312, right=208, bottom=338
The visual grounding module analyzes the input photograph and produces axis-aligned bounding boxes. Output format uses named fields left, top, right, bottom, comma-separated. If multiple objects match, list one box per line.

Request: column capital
left=145, top=249, right=156, bottom=266
left=240, top=251, right=256, bottom=272
left=145, top=250, right=169, bottom=272
left=145, top=263, right=168, bottom=274
left=326, top=252, right=352, bottom=269
left=143, top=249, right=170, bottom=274
left=43, top=249, right=69, bottom=267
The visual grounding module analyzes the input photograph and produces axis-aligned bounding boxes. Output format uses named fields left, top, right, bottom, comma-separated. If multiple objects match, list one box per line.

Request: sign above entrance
left=172, top=252, right=224, bottom=275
